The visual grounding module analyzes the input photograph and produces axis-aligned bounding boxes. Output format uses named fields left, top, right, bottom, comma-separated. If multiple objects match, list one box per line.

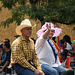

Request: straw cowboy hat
left=36, top=22, right=62, bottom=37
left=16, top=19, right=32, bottom=35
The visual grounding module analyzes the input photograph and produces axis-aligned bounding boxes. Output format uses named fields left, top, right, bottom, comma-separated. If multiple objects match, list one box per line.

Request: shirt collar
left=21, top=36, right=31, bottom=42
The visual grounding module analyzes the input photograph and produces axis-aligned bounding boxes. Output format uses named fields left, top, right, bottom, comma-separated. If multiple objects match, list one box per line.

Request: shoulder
left=11, top=37, right=22, bottom=46
left=30, top=38, right=35, bottom=45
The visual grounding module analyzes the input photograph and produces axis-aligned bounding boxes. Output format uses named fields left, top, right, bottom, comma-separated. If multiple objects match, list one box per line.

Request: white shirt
left=61, top=59, right=67, bottom=68
left=65, top=42, right=72, bottom=50
left=35, top=35, right=61, bottom=67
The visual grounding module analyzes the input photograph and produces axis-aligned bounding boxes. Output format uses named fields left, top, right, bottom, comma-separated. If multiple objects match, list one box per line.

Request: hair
left=4, top=38, right=10, bottom=43
left=14, top=35, right=20, bottom=38
left=60, top=39, right=66, bottom=44
left=4, top=41, right=10, bottom=48
left=63, top=35, right=72, bottom=45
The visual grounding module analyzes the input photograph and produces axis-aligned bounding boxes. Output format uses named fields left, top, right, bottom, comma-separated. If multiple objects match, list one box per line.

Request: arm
left=0, top=61, right=9, bottom=72
left=43, top=23, right=51, bottom=39
left=43, top=23, right=55, bottom=39
left=35, top=23, right=51, bottom=49
left=0, top=50, right=11, bottom=72
left=35, top=23, right=55, bottom=50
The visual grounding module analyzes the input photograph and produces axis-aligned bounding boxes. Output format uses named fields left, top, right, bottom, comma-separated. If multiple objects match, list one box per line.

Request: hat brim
left=52, top=27, right=62, bottom=37
left=16, top=25, right=32, bottom=35
left=36, top=27, right=62, bottom=37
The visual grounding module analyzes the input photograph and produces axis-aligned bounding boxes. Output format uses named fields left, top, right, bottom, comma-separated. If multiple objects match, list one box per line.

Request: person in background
left=0, top=41, right=11, bottom=74
left=4, top=38, right=10, bottom=43
left=60, top=39, right=67, bottom=53
left=35, top=22, right=66, bottom=75
left=0, top=43, right=5, bottom=75
left=58, top=39, right=67, bottom=63
left=63, top=35, right=72, bottom=50
left=69, top=39, right=75, bottom=70
left=11, top=19, right=44, bottom=75
left=71, top=38, right=75, bottom=52
left=60, top=49, right=68, bottom=67
left=68, top=38, right=75, bottom=55
left=0, top=44, right=3, bottom=63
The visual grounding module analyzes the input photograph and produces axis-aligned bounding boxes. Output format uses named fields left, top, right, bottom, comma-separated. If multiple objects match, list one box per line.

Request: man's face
left=21, top=27, right=32, bottom=38
left=49, top=29, right=55, bottom=38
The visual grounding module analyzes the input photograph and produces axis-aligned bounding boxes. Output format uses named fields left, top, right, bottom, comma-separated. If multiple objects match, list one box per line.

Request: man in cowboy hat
left=35, top=22, right=66, bottom=75
left=11, top=19, right=44, bottom=75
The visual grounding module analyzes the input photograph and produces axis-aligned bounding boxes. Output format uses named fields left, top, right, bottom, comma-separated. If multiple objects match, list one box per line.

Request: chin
left=27, top=35, right=31, bottom=37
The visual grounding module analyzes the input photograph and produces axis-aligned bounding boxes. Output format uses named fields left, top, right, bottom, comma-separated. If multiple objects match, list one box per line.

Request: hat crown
left=51, top=23, right=54, bottom=28
left=20, top=19, right=32, bottom=26
left=42, top=22, right=54, bottom=30
left=36, top=22, right=62, bottom=37
left=16, top=19, right=32, bottom=35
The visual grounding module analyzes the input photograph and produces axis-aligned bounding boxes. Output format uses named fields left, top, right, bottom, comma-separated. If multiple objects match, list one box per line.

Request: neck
left=25, top=37, right=29, bottom=40
left=22, top=35, right=29, bottom=41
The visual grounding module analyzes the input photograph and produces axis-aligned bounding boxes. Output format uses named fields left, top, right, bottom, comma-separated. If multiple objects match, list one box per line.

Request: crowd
left=0, top=19, right=74, bottom=75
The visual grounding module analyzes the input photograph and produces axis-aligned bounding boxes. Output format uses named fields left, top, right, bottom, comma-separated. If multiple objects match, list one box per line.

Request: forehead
left=22, top=27, right=32, bottom=29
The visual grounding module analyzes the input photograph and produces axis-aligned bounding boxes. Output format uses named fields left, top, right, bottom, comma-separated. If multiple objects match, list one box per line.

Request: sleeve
left=35, top=35, right=46, bottom=50
left=56, top=56, right=61, bottom=65
left=11, top=42, right=36, bottom=71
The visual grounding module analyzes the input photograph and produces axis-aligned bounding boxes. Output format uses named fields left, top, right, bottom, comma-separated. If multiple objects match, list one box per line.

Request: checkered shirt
left=11, top=36, right=41, bottom=71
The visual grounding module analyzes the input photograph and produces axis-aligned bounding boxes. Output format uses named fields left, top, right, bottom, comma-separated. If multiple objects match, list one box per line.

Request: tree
left=0, top=0, right=75, bottom=30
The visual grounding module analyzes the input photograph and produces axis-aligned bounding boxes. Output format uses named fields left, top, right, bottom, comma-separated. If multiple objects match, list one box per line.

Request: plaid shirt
left=11, top=36, right=41, bottom=71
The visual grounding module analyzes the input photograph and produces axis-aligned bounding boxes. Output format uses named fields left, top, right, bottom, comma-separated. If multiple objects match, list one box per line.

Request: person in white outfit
left=63, top=35, right=72, bottom=50
left=35, top=22, right=66, bottom=75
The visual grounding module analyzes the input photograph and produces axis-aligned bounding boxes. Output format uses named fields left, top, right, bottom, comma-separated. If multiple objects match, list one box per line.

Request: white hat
left=16, top=19, right=32, bottom=35
left=36, top=22, right=62, bottom=37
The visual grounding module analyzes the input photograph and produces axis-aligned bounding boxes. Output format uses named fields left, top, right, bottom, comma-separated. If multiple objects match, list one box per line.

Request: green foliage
left=0, top=0, right=75, bottom=30
left=0, top=0, right=27, bottom=9
left=11, top=5, right=27, bottom=25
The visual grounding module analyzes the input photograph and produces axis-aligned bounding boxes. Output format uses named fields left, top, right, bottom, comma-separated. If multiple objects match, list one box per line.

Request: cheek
left=27, top=31, right=32, bottom=35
